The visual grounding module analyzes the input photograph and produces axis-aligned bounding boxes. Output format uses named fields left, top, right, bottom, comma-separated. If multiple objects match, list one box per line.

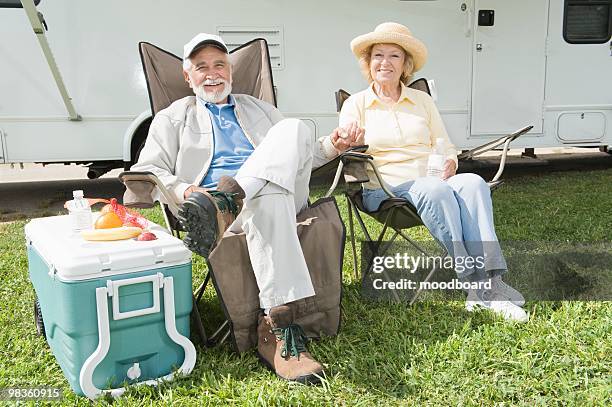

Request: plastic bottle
left=67, top=190, right=93, bottom=231
left=426, top=138, right=446, bottom=178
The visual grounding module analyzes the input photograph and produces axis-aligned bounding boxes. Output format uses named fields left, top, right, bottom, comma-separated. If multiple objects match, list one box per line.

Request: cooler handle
left=107, top=274, right=162, bottom=320
left=79, top=276, right=197, bottom=400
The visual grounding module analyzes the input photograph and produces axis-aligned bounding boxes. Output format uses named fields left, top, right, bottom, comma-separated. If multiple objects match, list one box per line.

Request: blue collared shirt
left=199, top=95, right=254, bottom=189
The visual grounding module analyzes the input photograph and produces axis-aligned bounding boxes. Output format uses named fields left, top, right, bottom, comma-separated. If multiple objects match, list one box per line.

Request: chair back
left=334, top=78, right=431, bottom=112
left=407, top=78, right=430, bottom=95
left=335, top=89, right=351, bottom=112
left=139, top=38, right=277, bottom=116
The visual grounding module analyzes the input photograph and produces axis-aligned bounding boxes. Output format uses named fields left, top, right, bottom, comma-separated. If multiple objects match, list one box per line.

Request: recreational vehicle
left=1, top=0, right=610, bottom=177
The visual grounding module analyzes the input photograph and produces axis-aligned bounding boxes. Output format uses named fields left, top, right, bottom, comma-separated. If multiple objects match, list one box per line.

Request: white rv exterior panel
left=544, top=1, right=612, bottom=144
left=545, top=1, right=612, bottom=107
left=470, top=0, right=548, bottom=135
left=0, top=0, right=610, bottom=166
left=2, top=119, right=132, bottom=162
left=557, top=112, right=606, bottom=142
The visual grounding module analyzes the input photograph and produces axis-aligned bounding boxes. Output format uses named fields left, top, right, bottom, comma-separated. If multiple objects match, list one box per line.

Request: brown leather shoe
left=257, top=305, right=324, bottom=384
left=178, top=176, right=245, bottom=257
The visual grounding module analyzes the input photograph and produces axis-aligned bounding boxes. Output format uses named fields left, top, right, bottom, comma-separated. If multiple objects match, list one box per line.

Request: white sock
left=236, top=176, right=266, bottom=201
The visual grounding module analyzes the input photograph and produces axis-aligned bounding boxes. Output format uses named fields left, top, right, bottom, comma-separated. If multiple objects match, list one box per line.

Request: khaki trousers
left=231, top=118, right=315, bottom=308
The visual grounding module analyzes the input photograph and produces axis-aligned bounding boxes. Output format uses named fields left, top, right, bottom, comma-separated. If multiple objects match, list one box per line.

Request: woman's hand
left=441, top=159, right=457, bottom=180
left=344, top=121, right=365, bottom=146
left=330, top=121, right=365, bottom=152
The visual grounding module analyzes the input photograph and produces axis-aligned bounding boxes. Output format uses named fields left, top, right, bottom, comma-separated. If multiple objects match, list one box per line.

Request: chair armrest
left=339, top=151, right=373, bottom=161
left=487, top=179, right=504, bottom=192
left=337, top=145, right=372, bottom=161
left=324, top=145, right=401, bottom=200
left=457, top=125, right=533, bottom=183
left=457, top=125, right=532, bottom=161
left=324, top=146, right=372, bottom=197
left=339, top=149, right=373, bottom=184
left=118, top=171, right=180, bottom=214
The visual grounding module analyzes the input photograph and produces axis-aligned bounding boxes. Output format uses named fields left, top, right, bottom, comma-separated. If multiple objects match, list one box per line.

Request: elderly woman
left=339, top=22, right=527, bottom=322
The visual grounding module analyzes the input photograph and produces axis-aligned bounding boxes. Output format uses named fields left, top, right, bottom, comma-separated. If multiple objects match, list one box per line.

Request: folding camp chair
left=326, top=79, right=532, bottom=304
left=119, top=39, right=345, bottom=353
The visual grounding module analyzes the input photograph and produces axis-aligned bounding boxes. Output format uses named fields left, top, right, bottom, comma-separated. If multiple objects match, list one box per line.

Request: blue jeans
left=362, top=173, right=507, bottom=281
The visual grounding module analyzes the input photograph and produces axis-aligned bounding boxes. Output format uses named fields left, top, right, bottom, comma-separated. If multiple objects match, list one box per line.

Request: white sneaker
left=491, top=275, right=525, bottom=307
left=466, top=289, right=528, bottom=323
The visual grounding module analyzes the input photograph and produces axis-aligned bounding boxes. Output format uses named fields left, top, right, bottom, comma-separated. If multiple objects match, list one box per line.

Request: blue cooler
left=25, top=215, right=196, bottom=400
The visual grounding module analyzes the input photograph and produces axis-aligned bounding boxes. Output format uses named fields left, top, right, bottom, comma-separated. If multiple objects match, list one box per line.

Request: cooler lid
left=25, top=215, right=192, bottom=280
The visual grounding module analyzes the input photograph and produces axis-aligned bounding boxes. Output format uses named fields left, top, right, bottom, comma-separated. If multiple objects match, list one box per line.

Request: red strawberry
left=137, top=231, right=157, bottom=241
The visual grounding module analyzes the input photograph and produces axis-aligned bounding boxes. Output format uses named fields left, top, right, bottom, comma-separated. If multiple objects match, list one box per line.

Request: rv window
left=563, top=0, right=612, bottom=44
left=0, top=0, right=41, bottom=8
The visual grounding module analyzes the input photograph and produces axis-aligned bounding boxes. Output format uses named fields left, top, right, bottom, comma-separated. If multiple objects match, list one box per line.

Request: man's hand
left=330, top=121, right=365, bottom=152
left=184, top=185, right=208, bottom=199
left=441, top=159, right=457, bottom=180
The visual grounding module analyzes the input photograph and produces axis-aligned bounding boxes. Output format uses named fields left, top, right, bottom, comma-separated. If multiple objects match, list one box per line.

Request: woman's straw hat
left=350, top=22, right=428, bottom=72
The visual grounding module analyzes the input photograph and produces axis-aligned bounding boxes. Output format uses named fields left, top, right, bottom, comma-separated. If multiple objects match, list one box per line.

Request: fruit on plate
left=100, top=204, right=113, bottom=215
left=137, top=231, right=157, bottom=241
left=123, top=220, right=142, bottom=228
left=95, top=212, right=123, bottom=229
left=81, top=226, right=142, bottom=241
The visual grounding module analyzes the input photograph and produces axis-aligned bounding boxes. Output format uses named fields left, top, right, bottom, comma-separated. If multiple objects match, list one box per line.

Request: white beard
left=193, top=78, right=232, bottom=104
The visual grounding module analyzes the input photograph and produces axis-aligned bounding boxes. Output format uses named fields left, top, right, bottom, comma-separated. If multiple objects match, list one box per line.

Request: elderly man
left=133, top=33, right=363, bottom=383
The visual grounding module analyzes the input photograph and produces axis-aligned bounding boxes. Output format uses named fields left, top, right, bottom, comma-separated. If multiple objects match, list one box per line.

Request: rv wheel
left=34, top=297, right=47, bottom=341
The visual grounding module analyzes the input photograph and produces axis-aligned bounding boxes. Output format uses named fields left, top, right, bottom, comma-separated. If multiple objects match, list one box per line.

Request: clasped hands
left=330, top=121, right=365, bottom=152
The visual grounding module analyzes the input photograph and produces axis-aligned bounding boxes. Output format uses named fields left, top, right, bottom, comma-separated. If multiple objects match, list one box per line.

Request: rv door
left=470, top=0, right=548, bottom=135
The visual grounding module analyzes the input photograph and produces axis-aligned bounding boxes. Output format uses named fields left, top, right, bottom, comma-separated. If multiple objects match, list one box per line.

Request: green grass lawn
left=1, top=169, right=610, bottom=406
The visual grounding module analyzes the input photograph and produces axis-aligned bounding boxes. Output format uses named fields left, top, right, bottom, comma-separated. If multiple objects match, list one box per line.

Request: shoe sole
left=494, top=289, right=525, bottom=307
left=465, top=302, right=528, bottom=323
left=256, top=351, right=323, bottom=385
left=491, top=295, right=525, bottom=308
left=177, top=192, right=219, bottom=258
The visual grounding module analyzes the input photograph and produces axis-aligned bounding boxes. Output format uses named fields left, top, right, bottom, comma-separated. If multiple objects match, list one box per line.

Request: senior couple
left=134, top=23, right=527, bottom=384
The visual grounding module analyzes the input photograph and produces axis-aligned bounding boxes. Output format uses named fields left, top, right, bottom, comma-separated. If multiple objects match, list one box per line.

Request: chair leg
left=397, top=229, right=433, bottom=257
left=363, top=230, right=399, bottom=276
left=160, top=202, right=174, bottom=234
left=190, top=296, right=209, bottom=347
left=408, top=264, right=438, bottom=306
left=350, top=198, right=379, bottom=280
left=192, top=270, right=212, bottom=347
left=368, top=219, right=390, bottom=266
left=191, top=270, right=233, bottom=348
left=206, top=319, right=231, bottom=347
left=362, top=230, right=403, bottom=302
left=352, top=202, right=373, bottom=243
left=195, top=271, right=211, bottom=303
left=346, top=195, right=359, bottom=280
left=392, top=229, right=449, bottom=306
left=362, top=208, right=397, bottom=277
left=350, top=202, right=422, bottom=303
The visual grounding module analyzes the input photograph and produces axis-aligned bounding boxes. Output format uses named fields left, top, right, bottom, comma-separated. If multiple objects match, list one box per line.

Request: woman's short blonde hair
left=358, top=44, right=415, bottom=85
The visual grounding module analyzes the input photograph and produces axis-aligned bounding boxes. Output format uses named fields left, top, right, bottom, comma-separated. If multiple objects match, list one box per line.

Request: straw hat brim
left=350, top=31, right=428, bottom=72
